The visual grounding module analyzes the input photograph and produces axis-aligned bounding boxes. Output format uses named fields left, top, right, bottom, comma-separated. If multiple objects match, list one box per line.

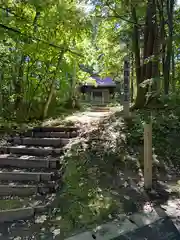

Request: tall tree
left=0, top=0, right=91, bottom=120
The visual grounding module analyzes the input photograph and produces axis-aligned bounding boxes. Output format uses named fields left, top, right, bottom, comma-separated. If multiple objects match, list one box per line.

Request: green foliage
left=127, top=102, right=180, bottom=171
left=0, top=0, right=134, bottom=121
left=0, top=0, right=179, bottom=116
left=0, top=0, right=93, bottom=120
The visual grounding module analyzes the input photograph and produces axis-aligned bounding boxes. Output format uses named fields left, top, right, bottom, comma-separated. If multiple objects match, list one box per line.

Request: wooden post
left=144, top=123, right=152, bottom=190
left=123, top=56, right=130, bottom=117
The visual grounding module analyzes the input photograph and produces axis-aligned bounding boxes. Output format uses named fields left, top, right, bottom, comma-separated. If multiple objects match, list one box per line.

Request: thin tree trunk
left=172, top=46, right=175, bottom=92
left=14, top=55, right=24, bottom=111
left=133, top=0, right=155, bottom=108
left=131, top=52, right=134, bottom=102
left=0, top=67, right=4, bottom=110
left=157, top=0, right=166, bottom=85
left=131, top=6, right=147, bottom=108
left=151, top=2, right=160, bottom=89
left=164, top=0, right=175, bottom=95
left=43, top=49, right=66, bottom=119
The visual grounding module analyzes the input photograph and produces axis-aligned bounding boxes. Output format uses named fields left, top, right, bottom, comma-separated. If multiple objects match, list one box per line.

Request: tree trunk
left=0, top=67, right=4, bottom=110
left=133, top=0, right=154, bottom=108
left=141, top=0, right=152, bottom=82
left=131, top=6, right=141, bottom=84
left=172, top=46, right=175, bottom=92
left=157, top=0, right=166, bottom=89
left=132, top=0, right=161, bottom=109
left=131, top=52, right=134, bottom=102
left=151, top=5, right=160, bottom=91
left=14, top=55, right=24, bottom=111
left=164, top=0, right=175, bottom=95
left=131, top=6, right=147, bottom=108
left=43, top=50, right=66, bottom=119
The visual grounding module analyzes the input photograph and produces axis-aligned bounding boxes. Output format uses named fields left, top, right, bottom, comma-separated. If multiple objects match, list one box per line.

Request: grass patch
left=0, top=197, right=41, bottom=211
left=0, top=199, right=24, bottom=210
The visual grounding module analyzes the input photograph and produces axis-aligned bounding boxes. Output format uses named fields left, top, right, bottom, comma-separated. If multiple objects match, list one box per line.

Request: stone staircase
left=0, top=126, right=79, bottom=224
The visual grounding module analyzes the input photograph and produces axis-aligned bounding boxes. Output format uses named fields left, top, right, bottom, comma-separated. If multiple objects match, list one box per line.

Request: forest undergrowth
left=1, top=101, right=180, bottom=239
left=44, top=98, right=180, bottom=239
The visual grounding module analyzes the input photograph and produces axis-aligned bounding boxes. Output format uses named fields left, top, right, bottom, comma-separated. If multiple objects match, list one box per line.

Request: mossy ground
left=0, top=198, right=31, bottom=210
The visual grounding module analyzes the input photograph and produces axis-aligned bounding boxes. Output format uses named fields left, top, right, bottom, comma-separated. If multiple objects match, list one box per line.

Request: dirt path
left=43, top=106, right=121, bottom=128
left=47, top=107, right=158, bottom=239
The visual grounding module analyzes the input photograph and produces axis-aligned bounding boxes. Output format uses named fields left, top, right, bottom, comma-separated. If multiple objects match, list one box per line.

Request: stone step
left=0, top=205, right=48, bottom=223
left=0, top=193, right=55, bottom=212
left=65, top=219, right=138, bottom=240
left=0, top=171, right=54, bottom=182
left=32, top=126, right=78, bottom=132
left=10, top=137, right=70, bottom=147
left=24, top=131, right=78, bottom=138
left=0, top=154, right=59, bottom=168
left=0, top=221, right=53, bottom=239
left=91, top=107, right=110, bottom=112
left=0, top=183, right=55, bottom=196
left=0, top=146, right=63, bottom=156
left=0, top=207, right=34, bottom=223
left=91, top=109, right=110, bottom=112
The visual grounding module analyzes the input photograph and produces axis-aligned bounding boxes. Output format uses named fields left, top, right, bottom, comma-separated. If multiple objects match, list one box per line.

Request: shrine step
left=0, top=183, right=55, bottom=196
left=0, top=207, right=35, bottom=223
left=0, top=205, right=49, bottom=223
left=0, top=154, right=59, bottom=168
left=23, top=131, right=78, bottom=138
left=0, top=124, right=74, bottom=225
left=9, top=137, right=70, bottom=147
left=0, top=171, right=54, bottom=182
left=0, top=221, right=53, bottom=238
left=90, top=107, right=110, bottom=112
left=32, top=126, right=79, bottom=132
left=0, top=146, right=63, bottom=156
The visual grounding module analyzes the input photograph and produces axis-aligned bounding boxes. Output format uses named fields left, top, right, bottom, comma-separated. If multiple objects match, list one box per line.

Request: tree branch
left=0, top=23, right=83, bottom=57
left=103, top=2, right=143, bottom=27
